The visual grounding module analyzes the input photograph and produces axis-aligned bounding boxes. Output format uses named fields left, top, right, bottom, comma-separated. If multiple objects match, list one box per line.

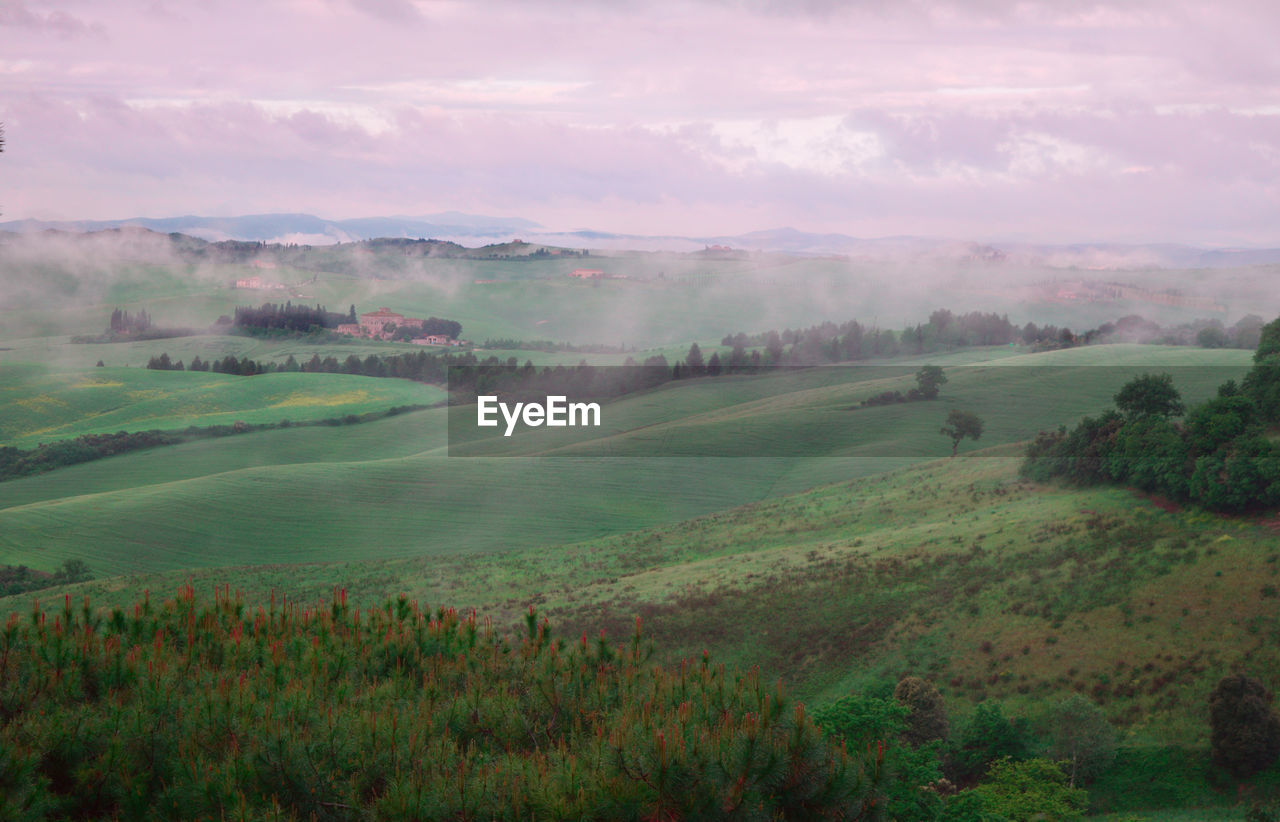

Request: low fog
left=3, top=226, right=1277, bottom=356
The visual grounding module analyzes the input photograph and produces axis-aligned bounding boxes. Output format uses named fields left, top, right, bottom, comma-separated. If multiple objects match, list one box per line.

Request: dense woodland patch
left=1024, top=317, right=1280, bottom=511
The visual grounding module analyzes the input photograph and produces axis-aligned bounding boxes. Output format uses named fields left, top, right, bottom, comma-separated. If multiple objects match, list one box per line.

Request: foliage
left=966, top=758, right=1087, bottom=822
left=895, top=676, right=950, bottom=748
left=941, top=410, right=985, bottom=456
left=0, top=560, right=91, bottom=597
left=1208, top=674, right=1280, bottom=777
left=1113, top=373, right=1184, bottom=419
left=0, top=589, right=879, bottom=820
left=1085, top=747, right=1218, bottom=815
left=916, top=365, right=948, bottom=400
left=813, top=693, right=944, bottom=821
left=1247, top=801, right=1280, bottom=822
left=1188, top=436, right=1280, bottom=513
left=1244, top=356, right=1280, bottom=424
left=233, top=302, right=347, bottom=333
left=1197, top=326, right=1229, bottom=349
left=145, top=352, right=184, bottom=371
left=1184, top=394, right=1260, bottom=455
left=109, top=307, right=153, bottom=335
left=948, top=703, right=1034, bottom=784
left=1105, top=415, right=1189, bottom=497
left=1023, top=327, right=1280, bottom=512
left=1048, top=695, right=1116, bottom=787
left=1256, top=318, right=1280, bottom=362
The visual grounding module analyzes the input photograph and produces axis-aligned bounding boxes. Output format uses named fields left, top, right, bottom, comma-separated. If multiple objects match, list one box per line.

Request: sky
left=2, top=0, right=1279, bottom=244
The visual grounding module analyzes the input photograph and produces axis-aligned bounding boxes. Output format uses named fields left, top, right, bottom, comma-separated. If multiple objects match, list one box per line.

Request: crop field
left=0, top=363, right=446, bottom=446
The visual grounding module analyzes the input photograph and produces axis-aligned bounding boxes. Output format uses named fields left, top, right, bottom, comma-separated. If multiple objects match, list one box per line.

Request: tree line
left=232, top=302, right=351, bottom=333
left=0, top=558, right=91, bottom=598
left=0, top=405, right=429, bottom=484
left=721, top=310, right=1268, bottom=367
left=1022, top=317, right=1280, bottom=512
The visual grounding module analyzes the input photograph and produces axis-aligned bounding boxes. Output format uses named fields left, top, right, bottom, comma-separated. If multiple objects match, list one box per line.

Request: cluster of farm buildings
left=568, top=268, right=628, bottom=280
left=233, top=275, right=287, bottom=290
left=1034, top=280, right=1226, bottom=312
left=337, top=308, right=460, bottom=346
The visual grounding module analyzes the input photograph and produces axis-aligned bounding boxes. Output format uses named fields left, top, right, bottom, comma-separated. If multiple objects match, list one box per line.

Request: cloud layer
left=2, top=0, right=1278, bottom=242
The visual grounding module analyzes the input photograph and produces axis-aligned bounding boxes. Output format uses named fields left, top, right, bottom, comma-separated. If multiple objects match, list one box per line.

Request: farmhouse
left=334, top=307, right=450, bottom=341
left=232, top=275, right=287, bottom=290
left=359, top=307, right=405, bottom=332
left=569, top=268, right=604, bottom=279
left=412, top=334, right=454, bottom=346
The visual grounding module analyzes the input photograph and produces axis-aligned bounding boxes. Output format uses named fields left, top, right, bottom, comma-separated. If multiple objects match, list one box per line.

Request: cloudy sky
left=2, top=0, right=1279, bottom=243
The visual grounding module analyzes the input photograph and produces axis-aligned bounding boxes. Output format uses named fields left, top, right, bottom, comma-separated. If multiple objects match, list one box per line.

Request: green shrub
left=967, top=758, right=1087, bottom=821
left=0, top=589, right=877, bottom=820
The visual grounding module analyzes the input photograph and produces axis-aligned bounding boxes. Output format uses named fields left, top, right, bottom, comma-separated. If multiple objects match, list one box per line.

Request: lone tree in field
left=915, top=365, right=947, bottom=399
left=1209, top=673, right=1280, bottom=777
left=1114, top=372, right=1184, bottom=419
left=941, top=409, right=983, bottom=456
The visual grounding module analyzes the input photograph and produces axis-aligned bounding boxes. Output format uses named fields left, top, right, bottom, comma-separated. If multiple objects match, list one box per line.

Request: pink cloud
left=1, top=0, right=1278, bottom=243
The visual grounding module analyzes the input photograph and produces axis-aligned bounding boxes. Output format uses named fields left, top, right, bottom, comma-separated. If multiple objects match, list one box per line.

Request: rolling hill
left=0, top=345, right=1253, bottom=579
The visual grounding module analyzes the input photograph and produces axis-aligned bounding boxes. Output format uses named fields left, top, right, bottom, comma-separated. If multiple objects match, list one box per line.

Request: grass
left=12, top=442, right=1280, bottom=750
left=0, top=363, right=446, bottom=447
left=0, top=345, right=1254, bottom=578
left=450, top=346, right=1250, bottom=464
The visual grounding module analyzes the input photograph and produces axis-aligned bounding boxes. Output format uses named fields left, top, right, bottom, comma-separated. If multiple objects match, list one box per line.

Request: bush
left=948, top=702, right=1034, bottom=784
left=1209, top=674, right=1280, bottom=777
left=967, top=758, right=1087, bottom=821
left=813, top=692, right=943, bottom=821
left=895, top=676, right=950, bottom=747
left=1048, top=695, right=1117, bottom=787
left=0, top=590, right=879, bottom=819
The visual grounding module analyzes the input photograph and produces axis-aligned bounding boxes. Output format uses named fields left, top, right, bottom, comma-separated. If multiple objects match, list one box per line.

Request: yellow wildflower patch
left=70, top=378, right=125, bottom=388
left=270, top=390, right=372, bottom=408
left=12, top=395, right=70, bottom=411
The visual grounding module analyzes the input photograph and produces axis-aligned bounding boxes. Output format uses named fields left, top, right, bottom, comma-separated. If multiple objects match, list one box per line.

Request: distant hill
left=0, top=212, right=542, bottom=245
left=6, top=212, right=1280, bottom=268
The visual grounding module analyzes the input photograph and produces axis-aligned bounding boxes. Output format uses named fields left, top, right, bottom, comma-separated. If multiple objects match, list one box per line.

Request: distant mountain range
left=0, top=212, right=542, bottom=246
left=4, top=212, right=1280, bottom=270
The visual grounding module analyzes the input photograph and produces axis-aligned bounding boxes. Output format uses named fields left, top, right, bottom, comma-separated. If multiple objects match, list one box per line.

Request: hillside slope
left=1, top=346, right=1252, bottom=576
left=11, top=444, right=1278, bottom=752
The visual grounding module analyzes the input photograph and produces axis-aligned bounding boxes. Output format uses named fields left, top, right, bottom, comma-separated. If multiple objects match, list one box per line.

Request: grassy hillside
left=0, top=364, right=446, bottom=447
left=0, top=345, right=1252, bottom=576
left=13, top=444, right=1279, bottom=753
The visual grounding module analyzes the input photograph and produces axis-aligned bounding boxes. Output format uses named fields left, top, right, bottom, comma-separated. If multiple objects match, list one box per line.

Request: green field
left=0, top=345, right=1253, bottom=579
left=0, top=363, right=446, bottom=447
